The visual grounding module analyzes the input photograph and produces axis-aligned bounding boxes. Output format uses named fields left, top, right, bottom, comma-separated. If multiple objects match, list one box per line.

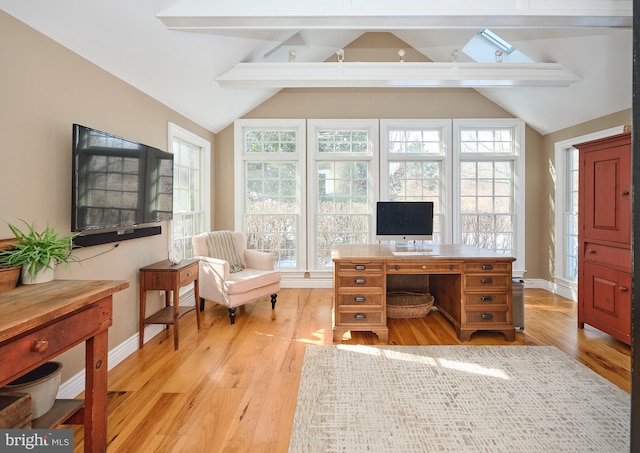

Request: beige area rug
left=289, top=345, right=630, bottom=452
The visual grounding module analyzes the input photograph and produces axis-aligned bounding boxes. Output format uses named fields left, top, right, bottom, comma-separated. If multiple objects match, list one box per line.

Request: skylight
left=462, top=28, right=532, bottom=63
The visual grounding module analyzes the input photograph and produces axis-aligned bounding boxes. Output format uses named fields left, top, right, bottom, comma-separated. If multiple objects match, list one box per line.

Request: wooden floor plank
left=69, top=287, right=630, bottom=452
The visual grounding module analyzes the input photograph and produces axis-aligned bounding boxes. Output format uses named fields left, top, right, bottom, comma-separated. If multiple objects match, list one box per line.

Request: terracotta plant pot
left=0, top=265, right=21, bottom=292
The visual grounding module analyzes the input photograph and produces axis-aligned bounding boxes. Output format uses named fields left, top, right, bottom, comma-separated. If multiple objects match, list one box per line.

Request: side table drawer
left=0, top=301, right=112, bottom=384
left=179, top=265, right=198, bottom=285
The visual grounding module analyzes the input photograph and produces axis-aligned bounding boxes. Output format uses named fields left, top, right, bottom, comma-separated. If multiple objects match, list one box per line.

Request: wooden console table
left=139, top=259, right=200, bottom=350
left=332, top=244, right=516, bottom=343
left=0, top=279, right=129, bottom=452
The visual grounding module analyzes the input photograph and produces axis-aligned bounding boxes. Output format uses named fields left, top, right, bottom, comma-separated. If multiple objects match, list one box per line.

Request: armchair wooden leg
left=228, top=307, right=237, bottom=325
left=271, top=294, right=277, bottom=309
left=199, top=297, right=205, bottom=311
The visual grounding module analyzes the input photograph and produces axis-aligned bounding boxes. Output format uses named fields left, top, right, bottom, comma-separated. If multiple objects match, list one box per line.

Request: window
left=169, top=123, right=211, bottom=259
left=308, top=120, right=378, bottom=270
left=380, top=120, right=451, bottom=244
left=564, top=148, right=579, bottom=281
left=454, top=119, right=525, bottom=266
left=235, top=118, right=525, bottom=282
left=235, top=120, right=306, bottom=271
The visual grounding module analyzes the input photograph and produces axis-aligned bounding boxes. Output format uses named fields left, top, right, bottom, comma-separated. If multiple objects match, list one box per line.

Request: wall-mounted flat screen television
left=375, top=201, right=434, bottom=241
left=71, top=124, right=173, bottom=233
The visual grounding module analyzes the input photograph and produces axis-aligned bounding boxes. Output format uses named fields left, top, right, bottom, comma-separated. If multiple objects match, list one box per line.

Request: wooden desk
left=139, top=259, right=200, bottom=350
left=332, top=244, right=516, bottom=343
left=0, top=279, right=129, bottom=452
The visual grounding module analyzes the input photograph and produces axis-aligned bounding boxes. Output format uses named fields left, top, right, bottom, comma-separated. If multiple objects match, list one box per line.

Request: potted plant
left=0, top=220, right=79, bottom=285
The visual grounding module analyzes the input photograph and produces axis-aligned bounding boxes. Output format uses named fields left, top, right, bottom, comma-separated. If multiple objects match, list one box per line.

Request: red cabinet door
left=580, top=136, right=631, bottom=245
left=582, top=262, right=631, bottom=344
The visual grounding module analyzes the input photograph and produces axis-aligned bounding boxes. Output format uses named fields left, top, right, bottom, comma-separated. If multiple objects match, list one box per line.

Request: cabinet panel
left=581, top=140, right=631, bottom=245
left=582, top=263, right=631, bottom=343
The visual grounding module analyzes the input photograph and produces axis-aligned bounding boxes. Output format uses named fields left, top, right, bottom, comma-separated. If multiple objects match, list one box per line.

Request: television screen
left=375, top=201, right=434, bottom=241
left=72, top=124, right=173, bottom=232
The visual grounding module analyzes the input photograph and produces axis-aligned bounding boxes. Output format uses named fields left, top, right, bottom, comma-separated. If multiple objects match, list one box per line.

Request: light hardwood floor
left=70, top=288, right=631, bottom=452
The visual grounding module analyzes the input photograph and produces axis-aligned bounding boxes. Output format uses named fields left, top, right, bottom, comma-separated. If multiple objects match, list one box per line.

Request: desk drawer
left=465, top=292, right=509, bottom=306
left=337, top=274, right=384, bottom=289
left=465, top=275, right=510, bottom=289
left=336, top=261, right=384, bottom=273
left=386, top=261, right=461, bottom=274
left=465, top=262, right=510, bottom=273
left=0, top=302, right=112, bottom=384
left=179, top=265, right=198, bottom=285
left=336, top=310, right=384, bottom=326
left=466, top=310, right=509, bottom=324
left=336, top=292, right=383, bottom=308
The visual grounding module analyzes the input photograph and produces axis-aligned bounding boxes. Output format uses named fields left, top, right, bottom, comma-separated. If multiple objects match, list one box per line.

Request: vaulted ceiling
left=0, top=1, right=632, bottom=135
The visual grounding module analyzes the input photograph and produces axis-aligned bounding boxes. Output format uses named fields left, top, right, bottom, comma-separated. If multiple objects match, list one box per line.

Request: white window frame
left=453, top=119, right=526, bottom=276
left=168, top=122, right=211, bottom=256
left=380, top=119, right=452, bottom=244
left=553, top=125, right=623, bottom=300
left=234, top=119, right=307, bottom=278
left=307, top=119, right=379, bottom=274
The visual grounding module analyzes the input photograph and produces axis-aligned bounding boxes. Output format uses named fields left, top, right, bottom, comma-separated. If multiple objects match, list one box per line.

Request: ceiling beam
left=158, top=0, right=632, bottom=30
left=216, top=62, right=580, bottom=88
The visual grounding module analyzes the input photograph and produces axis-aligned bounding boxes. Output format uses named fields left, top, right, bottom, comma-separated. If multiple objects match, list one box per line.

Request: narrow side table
left=139, top=259, right=200, bottom=350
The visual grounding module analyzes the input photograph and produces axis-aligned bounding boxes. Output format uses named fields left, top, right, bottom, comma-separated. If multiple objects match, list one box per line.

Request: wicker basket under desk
left=386, top=291, right=435, bottom=319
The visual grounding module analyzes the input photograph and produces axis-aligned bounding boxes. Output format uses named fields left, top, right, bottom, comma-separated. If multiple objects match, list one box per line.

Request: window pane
left=388, top=128, right=443, bottom=154
left=245, top=129, right=297, bottom=153
left=246, top=215, right=297, bottom=268
left=460, top=128, right=514, bottom=154
left=316, top=129, right=370, bottom=154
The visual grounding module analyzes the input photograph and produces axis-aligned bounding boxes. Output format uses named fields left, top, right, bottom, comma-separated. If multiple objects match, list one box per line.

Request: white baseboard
left=57, top=279, right=574, bottom=397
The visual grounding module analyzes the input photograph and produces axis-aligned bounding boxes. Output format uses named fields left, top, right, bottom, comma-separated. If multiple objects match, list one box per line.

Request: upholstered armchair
left=192, top=231, right=281, bottom=324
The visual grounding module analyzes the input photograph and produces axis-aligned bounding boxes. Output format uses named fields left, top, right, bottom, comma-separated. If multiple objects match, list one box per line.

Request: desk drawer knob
left=481, top=313, right=493, bottom=320
left=355, top=278, right=366, bottom=284
left=481, top=264, right=493, bottom=270
left=354, top=313, right=367, bottom=320
left=481, top=278, right=493, bottom=284
left=32, top=339, right=49, bottom=353
left=355, top=265, right=366, bottom=270
left=480, top=295, right=493, bottom=302
left=186, top=272, right=192, bottom=277
left=354, top=296, right=367, bottom=303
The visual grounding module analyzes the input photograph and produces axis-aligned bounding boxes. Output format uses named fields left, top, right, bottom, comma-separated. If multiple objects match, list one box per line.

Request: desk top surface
left=0, top=279, right=129, bottom=342
left=332, top=243, right=516, bottom=262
